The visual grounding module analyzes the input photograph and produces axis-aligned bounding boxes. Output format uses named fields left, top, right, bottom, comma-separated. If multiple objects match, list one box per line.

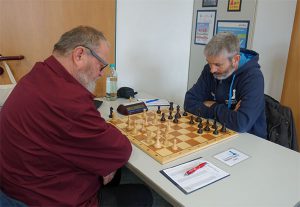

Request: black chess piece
left=176, top=105, right=181, bottom=118
left=173, top=116, right=178, bottom=123
left=221, top=123, right=227, bottom=132
left=160, top=113, right=166, bottom=122
left=182, top=111, right=188, bottom=116
left=168, top=111, right=173, bottom=119
left=213, top=128, right=219, bottom=135
left=212, top=119, right=217, bottom=129
left=196, top=116, right=202, bottom=122
left=204, top=124, right=210, bottom=131
left=157, top=106, right=161, bottom=114
left=169, top=102, right=174, bottom=111
left=197, top=127, right=203, bottom=134
left=109, top=107, right=113, bottom=118
left=189, top=116, right=195, bottom=124
left=197, top=122, right=203, bottom=129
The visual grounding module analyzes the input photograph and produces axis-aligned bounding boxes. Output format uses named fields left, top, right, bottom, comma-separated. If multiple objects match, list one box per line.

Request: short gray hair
left=53, top=26, right=107, bottom=55
left=204, top=32, right=240, bottom=58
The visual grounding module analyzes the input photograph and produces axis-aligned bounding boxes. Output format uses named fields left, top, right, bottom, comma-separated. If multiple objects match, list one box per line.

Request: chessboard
left=109, top=108, right=237, bottom=164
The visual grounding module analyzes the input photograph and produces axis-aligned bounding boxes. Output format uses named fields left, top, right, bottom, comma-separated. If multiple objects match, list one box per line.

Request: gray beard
left=213, top=67, right=235, bottom=80
left=74, top=71, right=96, bottom=93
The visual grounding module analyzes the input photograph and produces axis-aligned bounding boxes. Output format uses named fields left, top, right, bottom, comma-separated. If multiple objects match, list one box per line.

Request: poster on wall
left=194, top=10, right=216, bottom=45
left=228, top=0, right=242, bottom=12
left=216, top=20, right=249, bottom=48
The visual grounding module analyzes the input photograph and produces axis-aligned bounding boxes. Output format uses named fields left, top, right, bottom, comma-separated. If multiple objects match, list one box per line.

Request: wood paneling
left=281, top=0, right=300, bottom=149
left=0, top=0, right=116, bottom=97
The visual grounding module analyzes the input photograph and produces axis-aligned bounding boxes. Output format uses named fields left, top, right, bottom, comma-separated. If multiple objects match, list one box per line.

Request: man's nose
left=210, top=65, right=218, bottom=73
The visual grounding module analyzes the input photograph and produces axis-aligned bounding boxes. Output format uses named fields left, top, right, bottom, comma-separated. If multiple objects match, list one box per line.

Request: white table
left=98, top=96, right=300, bottom=207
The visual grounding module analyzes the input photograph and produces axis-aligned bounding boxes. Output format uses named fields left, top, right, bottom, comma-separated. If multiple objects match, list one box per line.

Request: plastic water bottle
left=106, top=64, right=117, bottom=101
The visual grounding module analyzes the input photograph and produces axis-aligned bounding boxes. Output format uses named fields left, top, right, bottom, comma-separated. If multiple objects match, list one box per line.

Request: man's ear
left=72, top=47, right=85, bottom=66
left=232, top=54, right=240, bottom=69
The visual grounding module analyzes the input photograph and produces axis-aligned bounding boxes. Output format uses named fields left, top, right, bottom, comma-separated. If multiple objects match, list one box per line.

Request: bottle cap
left=109, top=64, right=115, bottom=68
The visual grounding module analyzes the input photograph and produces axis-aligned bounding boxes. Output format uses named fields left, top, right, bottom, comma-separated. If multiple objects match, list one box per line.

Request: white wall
left=116, top=0, right=194, bottom=106
left=252, top=0, right=297, bottom=101
left=116, top=0, right=297, bottom=105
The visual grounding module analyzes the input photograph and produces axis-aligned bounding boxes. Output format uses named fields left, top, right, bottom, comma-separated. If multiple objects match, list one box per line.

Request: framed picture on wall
left=194, top=10, right=217, bottom=45
left=216, top=20, right=249, bottom=48
left=228, top=0, right=242, bottom=12
left=202, top=0, right=218, bottom=7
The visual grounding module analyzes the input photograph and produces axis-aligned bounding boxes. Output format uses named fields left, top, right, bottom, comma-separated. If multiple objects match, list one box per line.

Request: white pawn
left=154, top=130, right=161, bottom=148
left=132, top=121, right=138, bottom=135
left=172, top=139, right=178, bottom=150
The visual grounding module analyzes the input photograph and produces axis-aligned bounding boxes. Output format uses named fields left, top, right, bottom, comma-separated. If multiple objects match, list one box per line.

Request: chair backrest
left=0, top=190, right=27, bottom=207
left=265, top=94, right=298, bottom=151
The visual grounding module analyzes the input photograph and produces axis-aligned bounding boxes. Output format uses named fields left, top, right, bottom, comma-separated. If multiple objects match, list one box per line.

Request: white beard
left=74, top=69, right=96, bottom=93
left=213, top=66, right=235, bottom=80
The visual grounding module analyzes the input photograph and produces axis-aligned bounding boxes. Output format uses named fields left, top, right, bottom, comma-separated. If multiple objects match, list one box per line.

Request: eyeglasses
left=81, top=46, right=108, bottom=71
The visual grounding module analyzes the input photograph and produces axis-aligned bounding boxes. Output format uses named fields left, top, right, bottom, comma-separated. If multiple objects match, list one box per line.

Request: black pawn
left=173, top=116, right=178, bottom=123
left=204, top=124, right=210, bottom=131
left=109, top=107, right=113, bottom=118
left=197, top=122, right=203, bottom=129
left=182, top=111, right=188, bottom=116
left=196, top=116, right=202, bottom=122
left=168, top=111, right=173, bottom=119
left=189, top=116, right=195, bottom=124
left=169, top=102, right=174, bottom=111
left=157, top=106, right=161, bottom=114
left=213, top=128, right=219, bottom=135
left=221, top=123, right=227, bottom=132
left=212, top=119, right=217, bottom=129
left=160, top=113, right=166, bottom=122
left=197, top=127, right=203, bottom=134
left=176, top=105, right=181, bottom=118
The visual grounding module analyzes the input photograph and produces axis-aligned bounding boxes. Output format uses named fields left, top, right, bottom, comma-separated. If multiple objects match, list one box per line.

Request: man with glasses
left=184, top=32, right=267, bottom=138
left=0, top=26, right=153, bottom=207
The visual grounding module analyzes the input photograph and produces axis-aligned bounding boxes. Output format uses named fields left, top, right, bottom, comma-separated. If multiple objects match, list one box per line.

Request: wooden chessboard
left=109, top=109, right=237, bottom=164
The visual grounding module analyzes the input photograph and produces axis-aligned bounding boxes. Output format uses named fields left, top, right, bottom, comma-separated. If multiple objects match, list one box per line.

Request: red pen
left=184, top=162, right=207, bottom=176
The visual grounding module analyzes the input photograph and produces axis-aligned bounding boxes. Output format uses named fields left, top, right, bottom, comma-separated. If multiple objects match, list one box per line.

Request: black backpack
left=264, top=94, right=298, bottom=151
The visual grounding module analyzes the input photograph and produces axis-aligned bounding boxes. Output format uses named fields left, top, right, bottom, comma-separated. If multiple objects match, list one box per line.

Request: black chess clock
left=117, top=101, right=148, bottom=115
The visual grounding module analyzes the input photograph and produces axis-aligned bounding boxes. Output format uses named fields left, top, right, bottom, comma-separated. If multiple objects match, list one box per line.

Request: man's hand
left=203, top=101, right=216, bottom=108
left=234, top=100, right=241, bottom=111
left=103, top=171, right=116, bottom=185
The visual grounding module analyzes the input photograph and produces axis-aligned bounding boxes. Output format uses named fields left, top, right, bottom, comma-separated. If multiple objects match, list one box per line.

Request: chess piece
left=154, top=130, right=161, bottom=148
left=197, top=121, right=203, bottom=129
left=126, top=116, right=132, bottom=131
left=196, top=116, right=202, bottom=123
left=146, top=130, right=152, bottom=144
left=221, top=123, right=227, bottom=132
left=157, top=106, right=161, bottom=114
left=182, top=111, right=188, bottom=116
left=172, top=139, right=178, bottom=150
left=173, top=116, right=178, bottom=124
left=109, top=107, right=113, bottom=118
left=132, top=121, right=138, bottom=135
left=204, top=124, right=210, bottom=131
left=189, top=116, right=195, bottom=124
left=160, top=112, right=166, bottom=122
left=143, top=109, right=147, bottom=119
left=141, top=120, right=146, bottom=132
left=166, top=121, right=171, bottom=133
left=197, top=127, right=203, bottom=134
left=176, top=105, right=181, bottom=118
left=213, top=127, right=219, bottom=135
left=169, top=102, right=174, bottom=111
left=168, top=110, right=173, bottom=119
left=212, top=119, right=217, bottom=129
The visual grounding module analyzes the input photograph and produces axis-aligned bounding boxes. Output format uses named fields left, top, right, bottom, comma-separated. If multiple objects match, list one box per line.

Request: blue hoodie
left=184, top=49, right=267, bottom=138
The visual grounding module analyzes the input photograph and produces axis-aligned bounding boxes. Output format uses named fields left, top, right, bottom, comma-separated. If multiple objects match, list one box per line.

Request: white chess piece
left=172, top=139, right=178, bottom=150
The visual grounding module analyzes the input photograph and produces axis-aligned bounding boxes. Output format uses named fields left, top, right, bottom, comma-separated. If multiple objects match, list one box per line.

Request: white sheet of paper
left=214, top=148, right=249, bottom=166
left=161, top=158, right=229, bottom=194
